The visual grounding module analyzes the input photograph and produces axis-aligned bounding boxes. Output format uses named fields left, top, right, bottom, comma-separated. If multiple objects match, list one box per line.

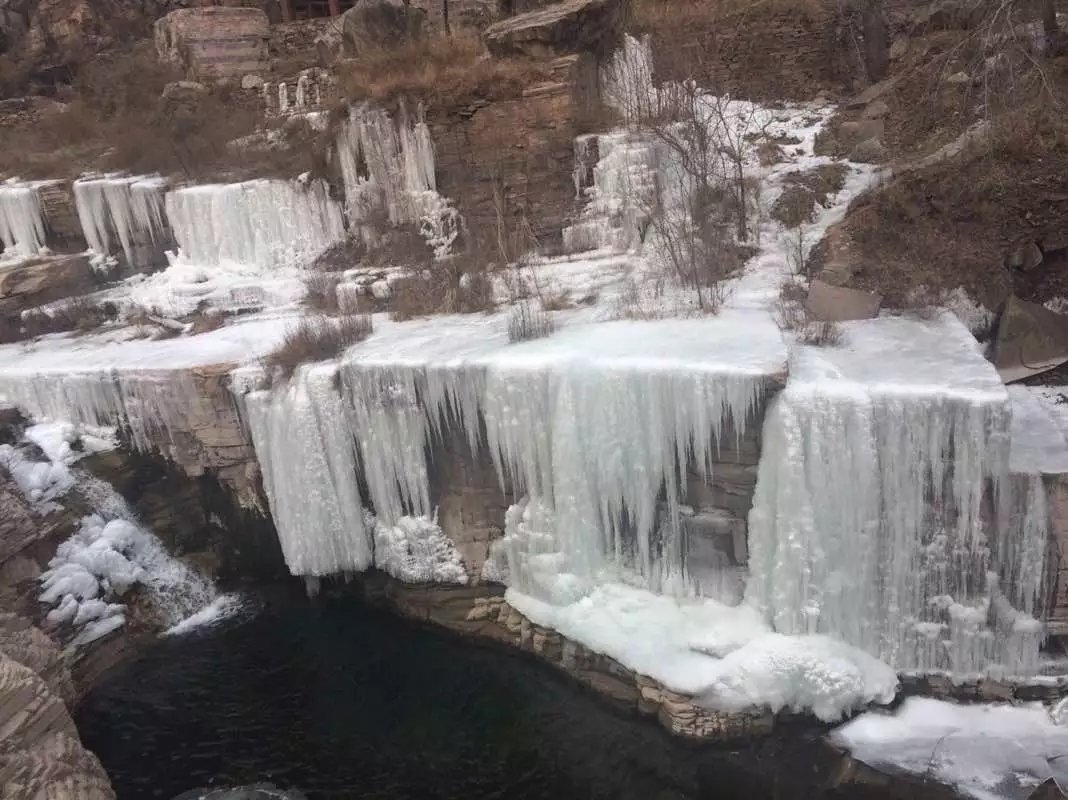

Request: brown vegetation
left=264, top=314, right=374, bottom=380
left=772, top=280, right=842, bottom=346
left=0, top=42, right=322, bottom=181
left=337, top=31, right=550, bottom=110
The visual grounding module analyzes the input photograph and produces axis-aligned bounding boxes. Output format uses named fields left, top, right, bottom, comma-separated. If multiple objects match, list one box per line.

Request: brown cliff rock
left=483, top=0, right=622, bottom=59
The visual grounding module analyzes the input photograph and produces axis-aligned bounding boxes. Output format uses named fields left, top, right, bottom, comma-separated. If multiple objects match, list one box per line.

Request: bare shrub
left=338, top=32, right=550, bottom=109
left=303, top=272, right=340, bottom=313
left=508, top=302, right=555, bottom=343
left=0, top=315, right=20, bottom=345
left=784, top=224, right=809, bottom=275
left=264, top=314, right=374, bottom=380
left=773, top=280, right=843, bottom=347
left=312, top=239, right=367, bottom=272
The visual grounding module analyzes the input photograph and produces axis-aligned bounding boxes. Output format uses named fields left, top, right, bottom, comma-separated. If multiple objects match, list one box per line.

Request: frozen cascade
left=0, top=368, right=215, bottom=457
left=241, top=365, right=372, bottom=576
left=0, top=180, right=50, bottom=260
left=745, top=314, right=1050, bottom=675
left=335, top=105, right=460, bottom=256
left=73, top=175, right=169, bottom=267
left=165, top=179, right=346, bottom=271
left=236, top=320, right=778, bottom=600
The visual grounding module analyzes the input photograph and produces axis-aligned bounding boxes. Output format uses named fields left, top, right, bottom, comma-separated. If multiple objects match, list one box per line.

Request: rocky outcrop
left=992, top=296, right=1068, bottom=383
left=0, top=254, right=95, bottom=322
left=340, top=0, right=425, bottom=59
left=0, top=615, right=114, bottom=800
left=366, top=577, right=776, bottom=742
left=155, top=7, right=271, bottom=81
left=482, top=0, right=623, bottom=58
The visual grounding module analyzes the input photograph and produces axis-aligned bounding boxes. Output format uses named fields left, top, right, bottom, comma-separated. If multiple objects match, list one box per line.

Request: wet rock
left=805, top=279, right=882, bottom=322
left=992, top=295, right=1068, bottom=382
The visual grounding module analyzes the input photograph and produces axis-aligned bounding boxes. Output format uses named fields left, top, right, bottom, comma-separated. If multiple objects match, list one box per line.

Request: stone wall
left=428, top=53, right=598, bottom=245
left=155, top=7, right=271, bottom=80
left=646, top=0, right=845, bottom=102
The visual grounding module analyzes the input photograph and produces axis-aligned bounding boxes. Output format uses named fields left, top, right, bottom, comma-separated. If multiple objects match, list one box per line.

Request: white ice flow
left=0, top=422, right=240, bottom=644
left=73, top=174, right=169, bottom=268
left=0, top=179, right=51, bottom=261
left=832, top=697, right=1068, bottom=800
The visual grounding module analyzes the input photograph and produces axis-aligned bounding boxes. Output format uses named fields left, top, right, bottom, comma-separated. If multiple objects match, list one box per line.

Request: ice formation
left=832, top=698, right=1068, bottom=800
left=0, top=422, right=231, bottom=645
left=335, top=105, right=460, bottom=256
left=165, top=179, right=346, bottom=271
left=745, top=314, right=1052, bottom=675
left=372, top=514, right=468, bottom=585
left=73, top=175, right=170, bottom=267
left=0, top=179, right=50, bottom=260
left=238, top=315, right=785, bottom=603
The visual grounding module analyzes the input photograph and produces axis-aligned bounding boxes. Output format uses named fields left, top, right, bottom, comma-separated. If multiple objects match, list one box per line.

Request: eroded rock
left=483, top=0, right=623, bottom=59
left=341, top=0, right=426, bottom=59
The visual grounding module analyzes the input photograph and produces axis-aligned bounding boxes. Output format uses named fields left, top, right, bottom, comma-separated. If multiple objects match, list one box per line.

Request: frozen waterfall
left=0, top=180, right=50, bottom=260
left=73, top=174, right=170, bottom=269
left=745, top=314, right=1049, bottom=675
left=335, top=105, right=460, bottom=256
left=235, top=316, right=784, bottom=602
left=165, top=179, right=346, bottom=271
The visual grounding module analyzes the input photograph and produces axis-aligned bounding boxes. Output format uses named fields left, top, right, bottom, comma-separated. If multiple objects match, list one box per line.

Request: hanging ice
left=0, top=179, right=50, bottom=260
left=165, top=179, right=346, bottom=272
left=335, top=104, right=460, bottom=256
left=745, top=313, right=1053, bottom=675
left=240, top=365, right=372, bottom=576
left=73, top=174, right=170, bottom=268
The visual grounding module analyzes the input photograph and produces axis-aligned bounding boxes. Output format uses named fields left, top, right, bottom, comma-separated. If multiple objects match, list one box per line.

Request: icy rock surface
left=73, top=174, right=169, bottom=267
left=832, top=697, right=1068, bottom=800
left=0, top=180, right=50, bottom=260
left=745, top=313, right=1048, bottom=675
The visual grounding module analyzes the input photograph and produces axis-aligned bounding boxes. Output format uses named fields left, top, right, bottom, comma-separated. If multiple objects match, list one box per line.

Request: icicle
left=165, top=179, right=346, bottom=271
left=334, top=103, right=460, bottom=256
left=0, top=180, right=50, bottom=259
left=73, top=174, right=170, bottom=267
left=241, top=365, right=371, bottom=576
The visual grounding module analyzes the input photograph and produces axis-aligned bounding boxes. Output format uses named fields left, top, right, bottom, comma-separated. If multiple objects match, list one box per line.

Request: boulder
left=314, top=22, right=344, bottom=67
left=992, top=296, right=1068, bottom=383
left=849, top=137, right=887, bottom=163
left=341, top=0, right=426, bottom=59
left=24, top=0, right=101, bottom=63
left=838, top=118, right=885, bottom=143
left=1005, top=241, right=1045, bottom=272
left=861, top=99, right=890, bottom=119
left=805, top=279, right=882, bottom=322
left=913, top=0, right=987, bottom=31
left=0, top=254, right=94, bottom=320
left=155, top=7, right=270, bottom=81
left=483, top=0, right=623, bottom=59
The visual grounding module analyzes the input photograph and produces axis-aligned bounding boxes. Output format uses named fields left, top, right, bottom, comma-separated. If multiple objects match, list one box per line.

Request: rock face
left=0, top=614, right=114, bottom=800
left=805, top=279, right=882, bottom=322
left=340, top=0, right=425, bottom=59
left=483, top=0, right=623, bottom=58
left=23, top=0, right=102, bottom=62
left=155, top=7, right=270, bottom=81
left=0, top=254, right=95, bottom=323
left=992, top=296, right=1068, bottom=383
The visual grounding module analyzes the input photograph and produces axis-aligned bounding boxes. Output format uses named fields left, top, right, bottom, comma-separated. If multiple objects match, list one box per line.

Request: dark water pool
left=76, top=587, right=849, bottom=800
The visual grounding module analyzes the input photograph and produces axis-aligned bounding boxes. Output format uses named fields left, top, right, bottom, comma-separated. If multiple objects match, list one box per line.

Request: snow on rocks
left=372, top=514, right=468, bottom=585
left=832, top=697, right=1068, bottom=800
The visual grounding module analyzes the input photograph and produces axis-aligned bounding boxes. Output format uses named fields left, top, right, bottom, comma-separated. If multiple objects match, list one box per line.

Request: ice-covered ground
left=0, top=421, right=240, bottom=645
left=832, top=698, right=1068, bottom=800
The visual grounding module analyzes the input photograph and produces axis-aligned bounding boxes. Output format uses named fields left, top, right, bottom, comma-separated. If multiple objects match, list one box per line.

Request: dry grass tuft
left=21, top=297, right=117, bottom=339
left=264, top=314, right=374, bottom=381
left=338, top=32, right=550, bottom=109
left=304, top=272, right=341, bottom=313
left=772, top=280, right=842, bottom=347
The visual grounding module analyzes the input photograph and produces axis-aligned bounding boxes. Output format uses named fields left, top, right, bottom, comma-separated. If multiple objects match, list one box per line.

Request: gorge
left=1, top=1, right=1068, bottom=798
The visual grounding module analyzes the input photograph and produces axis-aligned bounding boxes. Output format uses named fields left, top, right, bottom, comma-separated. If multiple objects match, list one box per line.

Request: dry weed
left=264, top=314, right=374, bottom=380
left=508, top=302, right=556, bottom=343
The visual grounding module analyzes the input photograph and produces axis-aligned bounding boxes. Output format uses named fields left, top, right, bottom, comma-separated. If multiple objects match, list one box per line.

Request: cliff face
left=0, top=613, right=114, bottom=800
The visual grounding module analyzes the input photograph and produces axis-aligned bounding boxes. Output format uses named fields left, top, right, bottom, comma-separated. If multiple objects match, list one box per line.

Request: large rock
left=341, top=0, right=426, bottom=59
left=992, top=296, right=1068, bottom=383
left=23, top=0, right=102, bottom=63
left=0, top=254, right=94, bottom=321
left=155, top=7, right=270, bottom=81
left=483, top=0, right=623, bottom=59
